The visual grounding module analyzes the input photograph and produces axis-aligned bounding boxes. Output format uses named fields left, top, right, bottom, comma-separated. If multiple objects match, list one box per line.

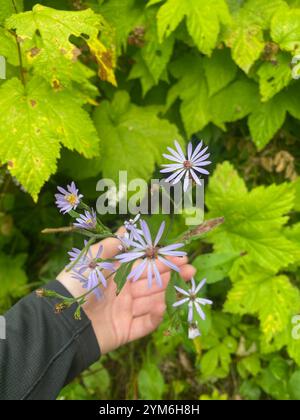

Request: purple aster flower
left=124, top=214, right=143, bottom=241
left=173, top=278, right=212, bottom=323
left=55, top=182, right=83, bottom=214
left=116, top=220, right=186, bottom=287
left=74, top=209, right=97, bottom=230
left=69, top=242, right=115, bottom=299
left=161, top=140, right=211, bottom=192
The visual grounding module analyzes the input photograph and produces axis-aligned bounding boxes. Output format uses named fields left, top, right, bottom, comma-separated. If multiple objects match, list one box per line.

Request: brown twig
left=41, top=226, right=78, bottom=234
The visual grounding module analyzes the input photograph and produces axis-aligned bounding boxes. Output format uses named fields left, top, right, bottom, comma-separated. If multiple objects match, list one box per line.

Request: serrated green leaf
left=271, top=7, right=300, bottom=53
left=141, top=9, right=174, bottom=83
left=257, top=53, right=293, bottom=102
left=166, top=54, right=211, bottom=135
left=225, top=271, right=300, bottom=343
left=248, top=93, right=287, bottom=150
left=206, top=162, right=298, bottom=272
left=225, top=0, right=287, bottom=72
left=193, top=251, right=241, bottom=284
left=203, top=48, right=237, bottom=97
left=6, top=4, right=115, bottom=87
left=157, top=0, right=231, bottom=56
left=129, top=51, right=169, bottom=96
left=93, top=90, right=182, bottom=183
left=211, top=78, right=260, bottom=125
left=0, top=77, right=99, bottom=201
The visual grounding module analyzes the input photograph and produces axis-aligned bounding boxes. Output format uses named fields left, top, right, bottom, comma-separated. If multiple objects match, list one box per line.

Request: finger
left=132, top=291, right=166, bottom=318
left=90, top=227, right=126, bottom=260
left=129, top=264, right=195, bottom=298
left=180, top=264, right=196, bottom=281
left=128, top=311, right=164, bottom=342
left=130, top=255, right=188, bottom=279
left=129, top=271, right=170, bottom=298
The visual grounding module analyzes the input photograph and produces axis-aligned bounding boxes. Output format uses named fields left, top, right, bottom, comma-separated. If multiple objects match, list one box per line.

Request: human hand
left=57, top=230, right=196, bottom=354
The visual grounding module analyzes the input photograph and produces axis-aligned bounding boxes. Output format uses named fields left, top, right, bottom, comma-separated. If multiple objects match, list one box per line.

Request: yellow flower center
left=66, top=194, right=77, bottom=206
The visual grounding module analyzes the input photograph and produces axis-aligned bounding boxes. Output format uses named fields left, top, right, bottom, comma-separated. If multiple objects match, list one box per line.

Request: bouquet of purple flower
left=41, top=140, right=221, bottom=339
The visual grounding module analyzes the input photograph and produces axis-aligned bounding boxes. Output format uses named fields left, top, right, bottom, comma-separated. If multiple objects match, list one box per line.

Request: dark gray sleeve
left=0, top=280, right=100, bottom=400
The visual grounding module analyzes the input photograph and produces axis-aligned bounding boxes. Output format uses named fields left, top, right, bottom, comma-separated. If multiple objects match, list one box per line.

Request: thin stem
left=42, top=226, right=78, bottom=234
left=11, top=0, right=18, bottom=13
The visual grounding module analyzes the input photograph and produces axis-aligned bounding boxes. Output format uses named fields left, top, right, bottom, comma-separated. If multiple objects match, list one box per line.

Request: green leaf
left=203, top=48, right=238, bottom=96
left=0, top=77, right=99, bottom=201
left=0, top=27, right=19, bottom=67
left=288, top=370, right=300, bottom=400
left=206, top=162, right=298, bottom=272
left=258, top=365, right=290, bottom=400
left=166, top=54, right=211, bottom=135
left=225, top=271, right=300, bottom=343
left=93, top=90, right=182, bottom=183
left=225, top=0, right=287, bottom=72
left=201, top=337, right=237, bottom=379
left=0, top=0, right=23, bottom=23
left=257, top=53, right=293, bottom=102
left=238, top=354, right=262, bottom=378
left=248, top=93, right=287, bottom=150
left=140, top=8, right=174, bottom=83
left=157, top=0, right=231, bottom=56
left=138, top=363, right=165, bottom=399
left=0, top=253, right=28, bottom=301
left=129, top=51, right=169, bottom=96
left=211, top=78, right=259, bottom=126
left=295, top=179, right=300, bottom=211
left=240, top=380, right=262, bottom=400
left=271, top=6, right=300, bottom=53
left=99, top=0, right=144, bottom=52
left=193, top=251, right=241, bottom=284
left=114, top=262, right=133, bottom=294
left=6, top=4, right=116, bottom=87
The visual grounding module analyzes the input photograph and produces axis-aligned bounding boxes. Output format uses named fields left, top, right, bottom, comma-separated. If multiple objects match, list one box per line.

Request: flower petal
left=174, top=140, right=186, bottom=160
left=158, top=256, right=180, bottom=272
left=173, top=297, right=190, bottom=307
left=162, top=153, right=182, bottom=163
left=174, top=285, right=190, bottom=296
left=188, top=302, right=194, bottom=323
left=195, top=278, right=206, bottom=294
left=190, top=140, right=203, bottom=160
left=195, top=302, right=206, bottom=320
left=152, top=261, right=162, bottom=287
left=140, top=220, right=153, bottom=246
left=154, top=221, right=166, bottom=246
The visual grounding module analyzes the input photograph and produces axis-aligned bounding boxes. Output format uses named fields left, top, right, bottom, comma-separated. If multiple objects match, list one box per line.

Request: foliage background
left=1, top=0, right=300, bottom=400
